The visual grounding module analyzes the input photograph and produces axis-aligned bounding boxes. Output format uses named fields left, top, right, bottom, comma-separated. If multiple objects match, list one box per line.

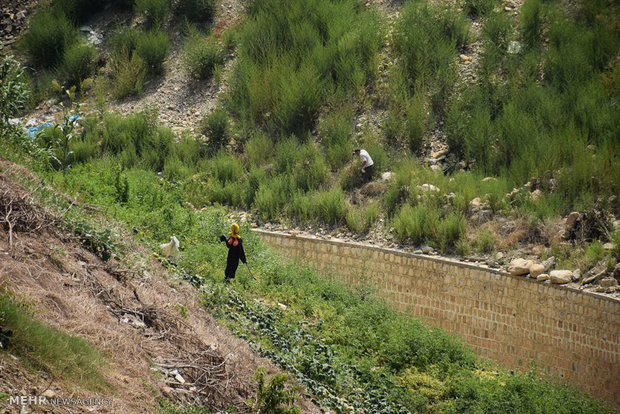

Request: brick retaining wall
left=254, top=229, right=620, bottom=407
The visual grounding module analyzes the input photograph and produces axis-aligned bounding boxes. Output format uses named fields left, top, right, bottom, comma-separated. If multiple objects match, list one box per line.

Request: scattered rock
left=529, top=263, right=545, bottom=278
left=417, top=184, right=440, bottom=193
left=572, top=269, right=582, bottom=282
left=603, top=242, right=615, bottom=251
left=431, top=148, right=448, bottom=159
left=507, top=258, right=533, bottom=276
left=507, top=41, right=522, bottom=54
left=421, top=245, right=433, bottom=254
left=495, top=252, right=504, bottom=261
left=541, top=256, right=556, bottom=272
left=582, top=269, right=607, bottom=285
left=614, top=263, right=620, bottom=281
left=549, top=270, right=572, bottom=284
left=161, top=386, right=173, bottom=397
left=42, top=389, right=55, bottom=399
left=380, top=172, right=393, bottom=182
left=537, top=273, right=549, bottom=282
left=470, top=197, right=483, bottom=208
left=530, top=189, right=543, bottom=202
left=482, top=176, right=497, bottom=182
left=600, top=278, right=618, bottom=288
left=277, top=302, right=287, bottom=311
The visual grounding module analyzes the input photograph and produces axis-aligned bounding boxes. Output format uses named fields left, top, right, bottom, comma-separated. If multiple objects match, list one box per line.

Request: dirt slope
left=0, top=159, right=319, bottom=413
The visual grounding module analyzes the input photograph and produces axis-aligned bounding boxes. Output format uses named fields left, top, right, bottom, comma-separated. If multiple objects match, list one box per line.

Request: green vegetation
left=135, top=30, right=170, bottom=74
left=250, top=368, right=300, bottom=414
left=182, top=33, right=224, bottom=80
left=0, top=294, right=109, bottom=392
left=61, top=42, right=97, bottom=88
left=448, top=0, right=618, bottom=213
left=1, top=136, right=610, bottom=411
left=228, top=0, right=384, bottom=137
left=21, top=11, right=76, bottom=69
left=135, top=0, right=169, bottom=28
left=174, top=0, right=216, bottom=23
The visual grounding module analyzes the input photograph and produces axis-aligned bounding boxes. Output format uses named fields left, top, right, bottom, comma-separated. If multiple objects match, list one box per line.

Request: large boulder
left=549, top=270, right=572, bottom=284
left=507, top=258, right=533, bottom=276
left=529, top=263, right=545, bottom=278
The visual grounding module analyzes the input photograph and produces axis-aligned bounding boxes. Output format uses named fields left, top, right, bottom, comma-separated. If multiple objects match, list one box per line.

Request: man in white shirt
left=353, top=149, right=374, bottom=183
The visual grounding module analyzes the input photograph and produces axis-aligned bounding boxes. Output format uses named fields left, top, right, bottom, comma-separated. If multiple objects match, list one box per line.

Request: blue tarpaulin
left=26, top=114, right=80, bottom=138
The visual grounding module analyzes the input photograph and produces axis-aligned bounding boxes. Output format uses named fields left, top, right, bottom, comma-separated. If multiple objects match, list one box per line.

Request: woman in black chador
left=219, top=223, right=246, bottom=282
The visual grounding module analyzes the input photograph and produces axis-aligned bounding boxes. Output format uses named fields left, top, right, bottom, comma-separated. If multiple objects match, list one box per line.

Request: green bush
left=182, top=35, right=224, bottom=80
left=135, top=30, right=169, bottom=74
left=292, top=143, right=329, bottom=192
left=311, top=188, right=347, bottom=225
left=52, top=0, right=109, bottom=23
left=245, top=132, right=274, bottom=168
left=521, top=0, right=543, bottom=50
left=274, top=138, right=300, bottom=175
left=61, top=42, right=96, bottom=88
left=174, top=0, right=216, bottom=23
left=251, top=368, right=300, bottom=414
left=393, top=204, right=438, bottom=245
left=210, top=152, right=244, bottom=185
left=436, top=213, right=466, bottom=253
left=254, top=177, right=289, bottom=221
left=135, top=0, right=169, bottom=27
left=0, top=56, right=30, bottom=134
left=346, top=202, right=379, bottom=234
left=229, top=0, right=383, bottom=138
left=200, top=109, right=230, bottom=155
left=465, top=0, right=497, bottom=16
left=475, top=229, right=496, bottom=253
left=244, top=167, right=268, bottom=206
left=110, top=50, right=146, bottom=99
left=108, top=26, right=140, bottom=55
left=320, top=106, right=354, bottom=170
left=22, top=12, right=76, bottom=68
left=404, top=96, right=427, bottom=154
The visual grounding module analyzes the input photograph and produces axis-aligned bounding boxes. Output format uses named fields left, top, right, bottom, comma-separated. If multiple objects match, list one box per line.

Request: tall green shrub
left=22, top=12, right=76, bottom=68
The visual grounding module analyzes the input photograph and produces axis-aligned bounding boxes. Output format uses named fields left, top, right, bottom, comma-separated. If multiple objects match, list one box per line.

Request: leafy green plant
left=250, top=368, right=300, bottom=414
left=0, top=56, right=30, bottom=133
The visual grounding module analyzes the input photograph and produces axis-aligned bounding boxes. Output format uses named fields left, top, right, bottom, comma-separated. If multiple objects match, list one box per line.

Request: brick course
left=254, top=229, right=620, bottom=407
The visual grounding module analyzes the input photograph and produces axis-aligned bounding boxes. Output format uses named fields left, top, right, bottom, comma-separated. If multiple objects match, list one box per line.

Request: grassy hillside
left=17, top=0, right=618, bottom=273
left=2, top=0, right=619, bottom=409
left=1, top=83, right=615, bottom=412
left=1, top=124, right=613, bottom=413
